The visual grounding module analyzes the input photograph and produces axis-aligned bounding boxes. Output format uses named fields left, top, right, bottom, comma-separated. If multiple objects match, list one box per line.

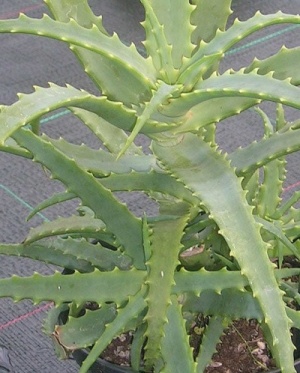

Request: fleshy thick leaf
left=245, top=46, right=300, bottom=85
left=0, top=13, right=155, bottom=105
left=190, top=0, right=232, bottom=44
left=142, top=0, right=194, bottom=71
left=0, top=84, right=136, bottom=145
left=0, top=270, right=145, bottom=304
left=152, top=133, right=295, bottom=372
left=182, top=11, right=300, bottom=77
left=163, top=71, right=300, bottom=117
left=13, top=129, right=145, bottom=269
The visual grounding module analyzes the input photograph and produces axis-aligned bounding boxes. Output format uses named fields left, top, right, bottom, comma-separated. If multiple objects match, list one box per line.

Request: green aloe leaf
left=25, top=215, right=107, bottom=244
left=47, top=137, right=157, bottom=176
left=163, top=71, right=300, bottom=117
left=13, top=129, right=145, bottom=268
left=152, top=133, right=295, bottom=372
left=196, top=316, right=229, bottom=373
left=141, top=0, right=194, bottom=72
left=80, top=289, right=147, bottom=373
left=0, top=270, right=145, bottom=304
left=256, top=217, right=300, bottom=260
left=144, top=215, right=189, bottom=370
left=182, top=11, right=300, bottom=78
left=118, top=81, right=180, bottom=158
left=100, top=172, right=198, bottom=206
left=26, top=191, right=76, bottom=221
left=190, top=0, right=232, bottom=44
left=0, top=242, right=93, bottom=272
left=0, top=14, right=155, bottom=105
left=183, top=289, right=263, bottom=320
left=245, top=46, right=300, bottom=85
left=0, top=84, right=136, bottom=145
left=160, top=296, right=196, bottom=373
left=173, top=97, right=260, bottom=134
left=174, top=268, right=247, bottom=294
left=70, top=108, right=143, bottom=155
left=45, top=0, right=107, bottom=32
left=230, top=126, right=300, bottom=176
left=50, top=237, right=133, bottom=271
left=53, top=304, right=117, bottom=351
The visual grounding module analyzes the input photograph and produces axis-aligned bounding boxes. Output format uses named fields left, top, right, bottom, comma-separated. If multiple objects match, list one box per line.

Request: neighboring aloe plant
left=1, top=0, right=300, bottom=372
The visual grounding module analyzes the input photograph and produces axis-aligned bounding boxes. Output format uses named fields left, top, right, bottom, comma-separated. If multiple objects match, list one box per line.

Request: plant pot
left=72, top=349, right=136, bottom=373
left=73, top=348, right=300, bottom=373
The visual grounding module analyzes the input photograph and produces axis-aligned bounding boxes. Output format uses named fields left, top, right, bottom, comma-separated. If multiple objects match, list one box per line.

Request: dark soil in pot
left=72, top=318, right=300, bottom=373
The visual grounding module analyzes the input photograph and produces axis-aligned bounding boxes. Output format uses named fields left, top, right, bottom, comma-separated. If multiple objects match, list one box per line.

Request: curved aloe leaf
left=70, top=108, right=143, bottom=155
left=160, top=296, right=196, bottom=373
left=47, top=137, right=157, bottom=176
left=25, top=215, right=106, bottom=244
left=0, top=242, right=93, bottom=272
left=163, top=71, right=300, bottom=117
left=100, top=172, right=198, bottom=205
left=0, top=14, right=155, bottom=105
left=181, top=11, right=300, bottom=78
left=80, top=289, right=147, bottom=373
left=0, top=84, right=136, bottom=145
left=53, top=304, right=117, bottom=351
left=13, top=129, right=145, bottom=268
left=245, top=46, right=300, bottom=85
left=152, top=133, right=295, bottom=372
left=27, top=191, right=76, bottom=221
left=45, top=0, right=107, bottom=32
left=190, top=0, right=232, bottom=44
left=230, top=127, right=300, bottom=175
left=141, top=0, right=194, bottom=72
left=173, top=97, right=260, bottom=134
left=196, top=316, right=229, bottom=373
left=0, top=270, right=145, bottom=304
left=144, top=216, right=189, bottom=370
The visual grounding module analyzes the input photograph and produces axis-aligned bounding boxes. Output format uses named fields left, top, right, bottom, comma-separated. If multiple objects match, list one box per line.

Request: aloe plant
left=1, top=1, right=300, bottom=372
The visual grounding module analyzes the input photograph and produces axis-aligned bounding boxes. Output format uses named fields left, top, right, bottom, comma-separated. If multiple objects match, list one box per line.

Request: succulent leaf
left=245, top=46, right=300, bottom=85
left=80, top=288, right=147, bottom=373
left=164, top=71, right=300, bottom=117
left=44, top=0, right=107, bottom=32
left=196, top=316, right=229, bottom=373
left=144, top=215, right=189, bottom=370
left=152, top=133, right=295, bottom=371
left=25, top=215, right=107, bottom=244
left=70, top=108, right=143, bottom=155
left=0, top=84, right=136, bottom=145
left=53, top=304, right=117, bottom=351
left=0, top=242, right=94, bottom=272
left=183, top=289, right=263, bottom=320
left=0, top=13, right=155, bottom=105
left=142, top=0, right=194, bottom=72
left=13, top=129, right=145, bottom=268
left=26, top=191, right=76, bottom=221
left=230, top=127, right=300, bottom=176
left=0, top=270, right=145, bottom=304
left=160, top=296, right=196, bottom=373
left=190, top=0, right=232, bottom=44
left=118, top=81, right=181, bottom=158
left=184, top=11, right=300, bottom=75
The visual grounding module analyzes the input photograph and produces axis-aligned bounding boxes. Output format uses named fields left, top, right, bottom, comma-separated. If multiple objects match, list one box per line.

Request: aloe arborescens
left=0, top=1, right=300, bottom=372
